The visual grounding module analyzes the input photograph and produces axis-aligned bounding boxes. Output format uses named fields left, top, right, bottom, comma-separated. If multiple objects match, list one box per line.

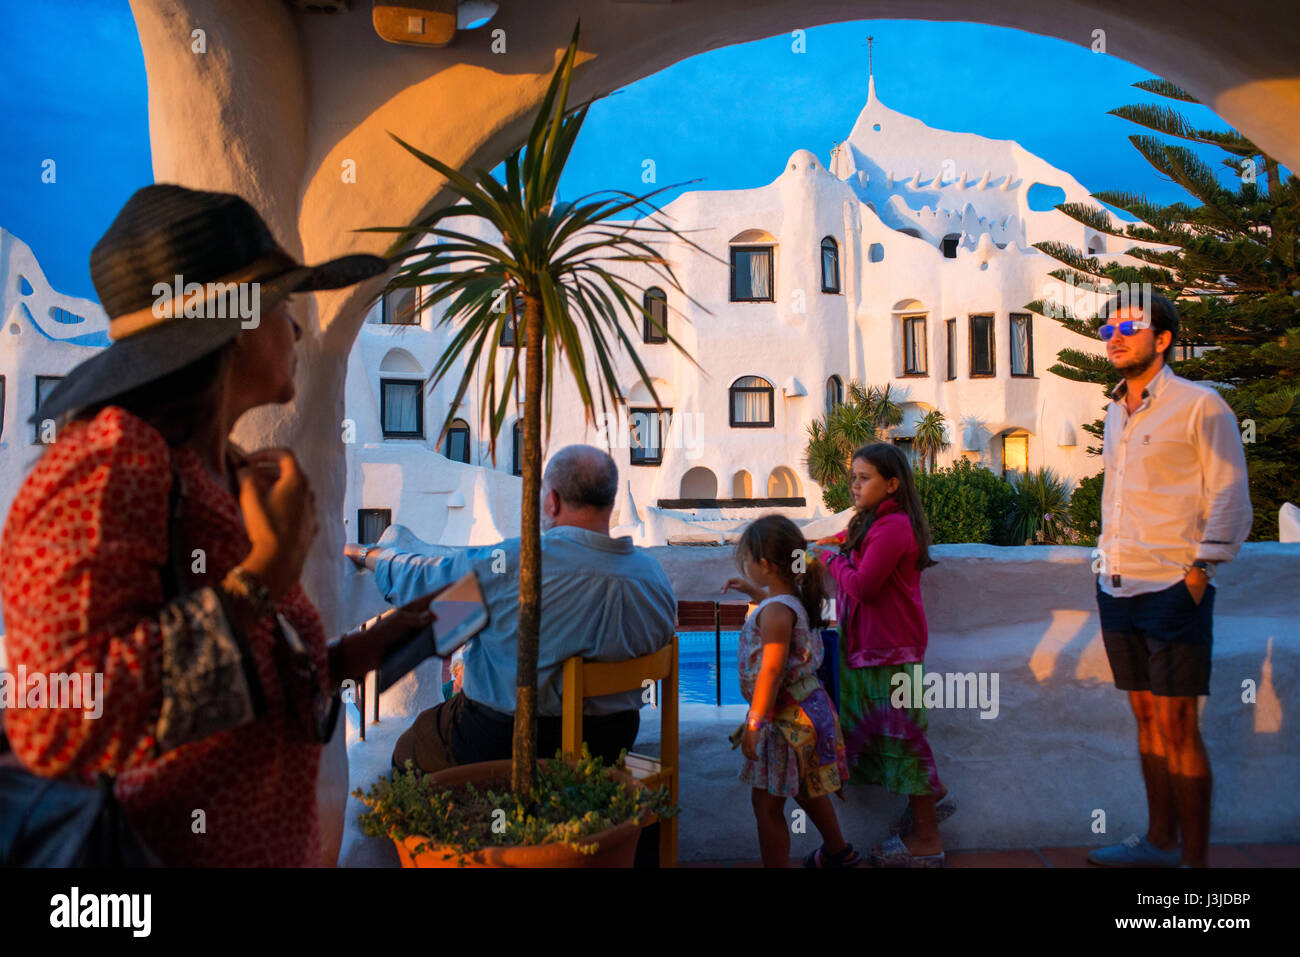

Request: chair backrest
left=561, top=637, right=678, bottom=763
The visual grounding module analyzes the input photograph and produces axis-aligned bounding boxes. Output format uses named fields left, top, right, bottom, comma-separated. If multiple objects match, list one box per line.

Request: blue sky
left=0, top=5, right=1245, bottom=302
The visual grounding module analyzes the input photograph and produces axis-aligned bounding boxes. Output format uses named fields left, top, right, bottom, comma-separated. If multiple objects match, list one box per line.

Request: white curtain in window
left=1011, top=315, right=1030, bottom=374
left=384, top=383, right=419, bottom=433
left=733, top=380, right=771, bottom=423
left=749, top=251, right=771, bottom=298
left=906, top=318, right=926, bottom=373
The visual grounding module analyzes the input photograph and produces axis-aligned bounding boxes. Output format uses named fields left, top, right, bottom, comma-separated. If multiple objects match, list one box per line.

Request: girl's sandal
left=803, top=843, right=863, bottom=868
left=890, top=796, right=957, bottom=835
left=866, top=834, right=946, bottom=868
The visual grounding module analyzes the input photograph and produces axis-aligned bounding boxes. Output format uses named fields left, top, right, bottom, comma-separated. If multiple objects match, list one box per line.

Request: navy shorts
left=1096, top=580, right=1215, bottom=697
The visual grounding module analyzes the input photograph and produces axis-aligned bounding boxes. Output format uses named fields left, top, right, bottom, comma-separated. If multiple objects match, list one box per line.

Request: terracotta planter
left=391, top=759, right=646, bottom=868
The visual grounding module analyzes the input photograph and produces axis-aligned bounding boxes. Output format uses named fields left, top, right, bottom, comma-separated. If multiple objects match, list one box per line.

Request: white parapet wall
left=338, top=541, right=1299, bottom=864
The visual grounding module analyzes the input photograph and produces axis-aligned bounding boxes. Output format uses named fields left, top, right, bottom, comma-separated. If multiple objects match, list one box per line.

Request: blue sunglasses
left=1098, top=319, right=1151, bottom=341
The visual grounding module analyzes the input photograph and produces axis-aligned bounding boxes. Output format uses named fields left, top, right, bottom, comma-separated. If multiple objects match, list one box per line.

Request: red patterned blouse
left=1, top=406, right=328, bottom=867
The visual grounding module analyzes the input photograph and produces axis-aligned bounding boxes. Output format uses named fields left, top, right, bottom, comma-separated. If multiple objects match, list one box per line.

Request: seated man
left=345, top=444, right=677, bottom=773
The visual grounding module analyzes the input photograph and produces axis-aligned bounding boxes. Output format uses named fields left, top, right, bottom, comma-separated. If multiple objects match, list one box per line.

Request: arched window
left=442, top=418, right=470, bottom=463
left=825, top=375, right=843, bottom=416
left=643, top=287, right=667, bottom=343
left=941, top=233, right=961, bottom=258
left=820, top=237, right=840, bottom=293
left=511, top=421, right=523, bottom=476
left=729, top=376, right=774, bottom=428
left=729, top=231, right=775, bottom=301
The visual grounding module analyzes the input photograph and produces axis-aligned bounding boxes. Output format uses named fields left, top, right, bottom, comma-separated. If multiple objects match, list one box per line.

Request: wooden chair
left=561, top=636, right=678, bottom=867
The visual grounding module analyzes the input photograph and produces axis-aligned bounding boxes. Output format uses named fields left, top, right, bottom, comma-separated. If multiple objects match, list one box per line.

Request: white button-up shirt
left=1098, top=363, right=1252, bottom=597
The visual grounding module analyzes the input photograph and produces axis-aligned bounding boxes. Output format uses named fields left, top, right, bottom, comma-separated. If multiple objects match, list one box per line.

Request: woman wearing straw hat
left=0, top=184, right=434, bottom=867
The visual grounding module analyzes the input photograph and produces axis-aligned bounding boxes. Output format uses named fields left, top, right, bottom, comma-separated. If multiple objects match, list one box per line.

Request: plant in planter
left=354, top=747, right=677, bottom=867
left=357, top=21, right=708, bottom=864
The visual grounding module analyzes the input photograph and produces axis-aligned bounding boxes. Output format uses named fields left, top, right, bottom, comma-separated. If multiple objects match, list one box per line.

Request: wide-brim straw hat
left=32, top=183, right=389, bottom=424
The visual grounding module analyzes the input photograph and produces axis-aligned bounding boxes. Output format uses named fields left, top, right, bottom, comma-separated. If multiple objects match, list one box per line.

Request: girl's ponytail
left=797, top=552, right=829, bottom=631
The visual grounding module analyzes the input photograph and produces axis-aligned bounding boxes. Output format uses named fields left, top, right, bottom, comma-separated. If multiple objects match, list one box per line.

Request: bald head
left=543, top=444, right=619, bottom=511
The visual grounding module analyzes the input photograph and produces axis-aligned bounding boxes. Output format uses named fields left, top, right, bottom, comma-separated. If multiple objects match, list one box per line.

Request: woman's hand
left=237, top=448, right=317, bottom=600
left=331, top=592, right=439, bottom=687
left=741, top=726, right=761, bottom=761
left=722, top=577, right=763, bottom=602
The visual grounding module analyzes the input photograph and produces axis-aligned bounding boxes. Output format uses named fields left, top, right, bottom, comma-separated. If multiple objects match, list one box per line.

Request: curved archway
left=732, top=469, right=753, bottom=498
left=378, top=347, right=422, bottom=374
left=680, top=466, right=718, bottom=499
left=768, top=466, right=801, bottom=498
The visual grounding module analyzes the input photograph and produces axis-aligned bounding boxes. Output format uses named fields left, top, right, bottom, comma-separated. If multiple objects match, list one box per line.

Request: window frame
left=511, top=421, right=522, bottom=476
left=357, top=508, right=393, bottom=546
left=728, top=376, right=775, bottom=428
left=729, top=245, right=775, bottom=302
left=381, top=286, right=421, bottom=326
left=443, top=418, right=471, bottom=463
left=642, top=287, right=668, bottom=344
left=969, top=313, right=996, bottom=378
left=820, top=236, right=840, bottom=293
left=629, top=406, right=672, bottom=467
left=901, top=314, right=928, bottom=377
left=33, top=375, right=63, bottom=444
left=1009, top=312, right=1035, bottom=377
left=825, top=375, right=844, bottom=417
left=1002, top=432, right=1029, bottom=478
left=945, top=318, right=957, bottom=380
left=379, top=377, right=425, bottom=439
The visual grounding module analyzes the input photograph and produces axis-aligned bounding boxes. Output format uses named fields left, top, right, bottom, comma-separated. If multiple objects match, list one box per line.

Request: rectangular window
left=34, top=375, right=63, bottom=443
left=629, top=407, right=671, bottom=466
left=382, top=286, right=420, bottom=325
left=380, top=378, right=424, bottom=438
left=945, top=319, right=957, bottom=380
left=970, top=314, right=995, bottom=377
left=1010, top=312, right=1033, bottom=376
left=903, top=315, right=927, bottom=375
left=1002, top=433, right=1028, bottom=478
left=643, top=292, right=668, bottom=343
left=729, top=246, right=774, bottom=301
left=357, top=508, right=392, bottom=545
left=512, top=424, right=522, bottom=476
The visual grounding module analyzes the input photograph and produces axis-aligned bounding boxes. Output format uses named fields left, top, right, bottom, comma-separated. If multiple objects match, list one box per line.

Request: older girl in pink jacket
left=812, top=442, right=951, bottom=867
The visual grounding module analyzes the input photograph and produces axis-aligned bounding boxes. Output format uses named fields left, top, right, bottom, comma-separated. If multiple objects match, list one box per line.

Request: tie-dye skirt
left=837, top=635, right=943, bottom=796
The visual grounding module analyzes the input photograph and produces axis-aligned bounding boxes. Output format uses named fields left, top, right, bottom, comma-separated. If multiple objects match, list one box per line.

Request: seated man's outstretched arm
left=351, top=541, right=498, bottom=607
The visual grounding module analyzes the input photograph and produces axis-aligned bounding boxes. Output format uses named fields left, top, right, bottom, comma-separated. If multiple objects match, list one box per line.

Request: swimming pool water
left=677, top=630, right=744, bottom=705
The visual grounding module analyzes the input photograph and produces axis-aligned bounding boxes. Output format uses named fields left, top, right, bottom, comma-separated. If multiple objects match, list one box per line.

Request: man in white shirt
left=1087, top=290, right=1252, bottom=869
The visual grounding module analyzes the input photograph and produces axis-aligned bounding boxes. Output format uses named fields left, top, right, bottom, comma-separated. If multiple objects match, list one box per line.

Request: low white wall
left=339, top=543, right=1299, bottom=863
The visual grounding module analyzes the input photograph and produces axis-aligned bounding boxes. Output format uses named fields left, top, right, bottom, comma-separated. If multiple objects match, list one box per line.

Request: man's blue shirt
left=372, top=525, right=678, bottom=716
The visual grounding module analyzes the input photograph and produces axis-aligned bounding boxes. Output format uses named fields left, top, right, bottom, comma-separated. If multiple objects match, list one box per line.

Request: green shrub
left=1009, top=468, right=1075, bottom=545
left=916, top=458, right=1016, bottom=544
left=822, top=477, right=852, bottom=513
left=1069, top=471, right=1104, bottom=546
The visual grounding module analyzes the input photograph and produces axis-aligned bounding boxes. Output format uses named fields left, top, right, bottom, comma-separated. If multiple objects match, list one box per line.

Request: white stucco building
left=343, top=79, right=1147, bottom=547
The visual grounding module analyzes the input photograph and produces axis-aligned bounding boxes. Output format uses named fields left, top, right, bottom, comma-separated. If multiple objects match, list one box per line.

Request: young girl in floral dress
left=811, top=442, right=950, bottom=867
left=724, top=515, right=858, bottom=868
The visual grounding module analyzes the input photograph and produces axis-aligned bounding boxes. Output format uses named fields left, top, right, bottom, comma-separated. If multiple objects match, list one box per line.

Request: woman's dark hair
left=840, top=442, right=936, bottom=571
left=734, top=513, right=827, bottom=630
left=73, top=341, right=236, bottom=446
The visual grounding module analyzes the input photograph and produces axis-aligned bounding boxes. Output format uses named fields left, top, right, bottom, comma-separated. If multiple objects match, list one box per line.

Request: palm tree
left=803, top=379, right=907, bottom=506
left=912, top=410, right=950, bottom=473
left=369, top=23, right=710, bottom=796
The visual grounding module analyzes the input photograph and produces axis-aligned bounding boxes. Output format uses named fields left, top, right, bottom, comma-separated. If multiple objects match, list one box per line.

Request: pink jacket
left=823, top=498, right=928, bottom=667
